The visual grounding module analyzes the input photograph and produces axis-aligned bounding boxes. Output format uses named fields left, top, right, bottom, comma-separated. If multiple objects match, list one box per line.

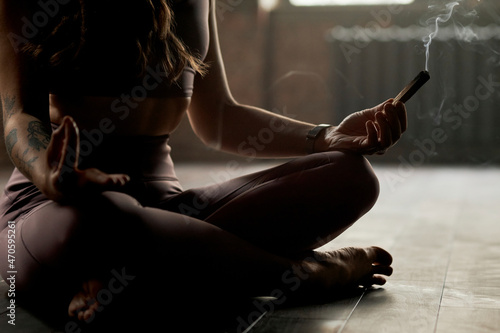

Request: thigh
left=163, top=151, right=379, bottom=253
left=160, top=153, right=339, bottom=219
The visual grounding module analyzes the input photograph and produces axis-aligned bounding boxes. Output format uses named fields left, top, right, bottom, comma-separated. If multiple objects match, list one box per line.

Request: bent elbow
left=188, top=99, right=238, bottom=151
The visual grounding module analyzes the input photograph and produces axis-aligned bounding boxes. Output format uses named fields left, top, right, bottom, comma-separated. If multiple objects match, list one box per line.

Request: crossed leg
left=0, top=151, right=391, bottom=322
left=162, top=151, right=381, bottom=254
left=64, top=151, right=392, bottom=320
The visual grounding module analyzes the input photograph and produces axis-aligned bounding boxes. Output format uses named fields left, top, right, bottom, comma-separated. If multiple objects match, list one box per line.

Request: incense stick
left=394, top=70, right=430, bottom=103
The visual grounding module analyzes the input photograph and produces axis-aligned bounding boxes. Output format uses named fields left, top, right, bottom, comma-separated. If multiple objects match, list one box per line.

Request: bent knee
left=336, top=152, right=379, bottom=191
left=325, top=151, right=380, bottom=211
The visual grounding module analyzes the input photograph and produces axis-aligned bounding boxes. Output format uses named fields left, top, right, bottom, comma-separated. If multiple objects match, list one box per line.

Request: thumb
left=46, top=117, right=78, bottom=171
left=46, top=117, right=80, bottom=190
left=46, top=120, right=66, bottom=172
left=63, top=116, right=81, bottom=169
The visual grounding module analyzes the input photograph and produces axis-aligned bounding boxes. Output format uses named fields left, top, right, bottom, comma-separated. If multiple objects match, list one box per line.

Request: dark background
left=1, top=0, right=499, bottom=167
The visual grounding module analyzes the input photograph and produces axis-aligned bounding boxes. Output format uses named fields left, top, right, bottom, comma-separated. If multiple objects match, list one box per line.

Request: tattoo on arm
left=1, top=95, right=51, bottom=177
left=2, top=95, right=17, bottom=128
left=18, top=121, right=50, bottom=174
left=27, top=121, right=51, bottom=151
left=5, top=128, right=39, bottom=175
left=2, top=95, right=16, bottom=120
left=5, top=129, right=18, bottom=156
left=15, top=154, right=38, bottom=176
left=4, top=120, right=51, bottom=178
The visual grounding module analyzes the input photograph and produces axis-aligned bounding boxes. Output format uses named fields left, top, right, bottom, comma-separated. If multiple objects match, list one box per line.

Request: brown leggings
left=0, top=139, right=379, bottom=317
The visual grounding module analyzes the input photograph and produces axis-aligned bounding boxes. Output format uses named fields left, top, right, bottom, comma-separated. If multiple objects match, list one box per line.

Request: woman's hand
left=321, top=100, right=407, bottom=155
left=43, top=116, right=130, bottom=203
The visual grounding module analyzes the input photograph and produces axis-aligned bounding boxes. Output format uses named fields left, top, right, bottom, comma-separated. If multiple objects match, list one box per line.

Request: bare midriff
left=49, top=94, right=191, bottom=136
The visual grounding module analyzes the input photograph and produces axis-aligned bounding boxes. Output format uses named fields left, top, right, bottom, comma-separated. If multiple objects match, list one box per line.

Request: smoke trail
left=423, top=1, right=460, bottom=71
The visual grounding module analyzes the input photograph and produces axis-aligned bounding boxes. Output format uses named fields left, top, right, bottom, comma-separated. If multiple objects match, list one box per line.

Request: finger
left=394, top=101, right=408, bottom=133
left=371, top=120, right=386, bottom=155
left=383, top=103, right=402, bottom=142
left=78, top=168, right=130, bottom=192
left=361, top=100, right=389, bottom=121
left=377, top=99, right=392, bottom=110
left=365, top=120, right=378, bottom=148
left=65, top=117, right=81, bottom=169
left=375, top=112, right=393, bottom=148
left=106, top=174, right=131, bottom=187
left=381, top=99, right=394, bottom=111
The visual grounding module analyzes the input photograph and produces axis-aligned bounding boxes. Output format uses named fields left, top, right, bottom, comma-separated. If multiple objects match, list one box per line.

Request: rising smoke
left=423, top=1, right=460, bottom=71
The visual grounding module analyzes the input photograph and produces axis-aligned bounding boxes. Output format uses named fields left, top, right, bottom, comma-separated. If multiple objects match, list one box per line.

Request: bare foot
left=303, top=246, right=393, bottom=296
left=68, top=279, right=103, bottom=321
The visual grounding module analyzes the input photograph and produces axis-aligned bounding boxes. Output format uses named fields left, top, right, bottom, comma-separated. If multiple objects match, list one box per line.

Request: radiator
left=326, top=25, right=500, bottom=164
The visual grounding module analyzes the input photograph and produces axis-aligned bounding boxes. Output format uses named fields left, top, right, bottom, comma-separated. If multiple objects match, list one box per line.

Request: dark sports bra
left=48, top=0, right=209, bottom=98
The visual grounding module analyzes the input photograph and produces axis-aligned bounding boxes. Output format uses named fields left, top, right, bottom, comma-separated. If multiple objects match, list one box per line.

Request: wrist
left=35, top=162, right=57, bottom=199
left=306, top=124, right=332, bottom=154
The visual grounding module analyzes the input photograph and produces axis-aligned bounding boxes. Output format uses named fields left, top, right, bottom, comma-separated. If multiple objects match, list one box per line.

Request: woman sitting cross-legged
left=0, top=0, right=404, bottom=329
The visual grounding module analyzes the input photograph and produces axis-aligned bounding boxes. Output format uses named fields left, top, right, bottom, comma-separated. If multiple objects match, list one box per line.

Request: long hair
left=24, top=0, right=206, bottom=82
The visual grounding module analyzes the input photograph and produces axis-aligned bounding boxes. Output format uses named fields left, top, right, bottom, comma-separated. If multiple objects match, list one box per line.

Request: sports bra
left=48, top=0, right=210, bottom=98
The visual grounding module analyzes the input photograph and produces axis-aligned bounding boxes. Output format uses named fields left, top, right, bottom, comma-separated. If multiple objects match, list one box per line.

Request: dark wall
left=170, top=0, right=500, bottom=164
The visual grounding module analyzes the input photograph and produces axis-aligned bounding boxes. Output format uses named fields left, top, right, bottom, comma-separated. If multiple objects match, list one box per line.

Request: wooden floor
left=245, top=165, right=500, bottom=333
left=1, top=164, right=500, bottom=332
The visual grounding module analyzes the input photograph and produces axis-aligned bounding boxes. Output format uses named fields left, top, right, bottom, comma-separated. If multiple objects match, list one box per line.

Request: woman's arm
left=0, top=1, right=129, bottom=202
left=189, top=0, right=316, bottom=159
left=189, top=0, right=407, bottom=158
left=0, top=1, right=53, bottom=187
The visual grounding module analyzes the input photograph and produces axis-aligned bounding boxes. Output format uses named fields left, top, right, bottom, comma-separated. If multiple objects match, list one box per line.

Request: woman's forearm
left=217, top=101, right=318, bottom=159
left=3, top=111, right=52, bottom=188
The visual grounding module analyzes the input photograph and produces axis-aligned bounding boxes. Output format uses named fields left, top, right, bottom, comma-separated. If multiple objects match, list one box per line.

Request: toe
left=369, top=246, right=393, bottom=265
left=68, top=292, right=87, bottom=317
left=370, top=275, right=388, bottom=286
left=68, top=279, right=103, bottom=320
left=359, top=274, right=387, bottom=288
left=372, top=264, right=393, bottom=277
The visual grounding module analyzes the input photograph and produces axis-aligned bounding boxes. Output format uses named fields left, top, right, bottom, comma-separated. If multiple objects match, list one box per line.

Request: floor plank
left=441, top=286, right=500, bottom=309
left=436, top=307, right=500, bottom=333
left=445, top=242, right=500, bottom=288
left=251, top=317, right=345, bottom=333
left=0, top=306, right=57, bottom=333
left=340, top=282, right=443, bottom=333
